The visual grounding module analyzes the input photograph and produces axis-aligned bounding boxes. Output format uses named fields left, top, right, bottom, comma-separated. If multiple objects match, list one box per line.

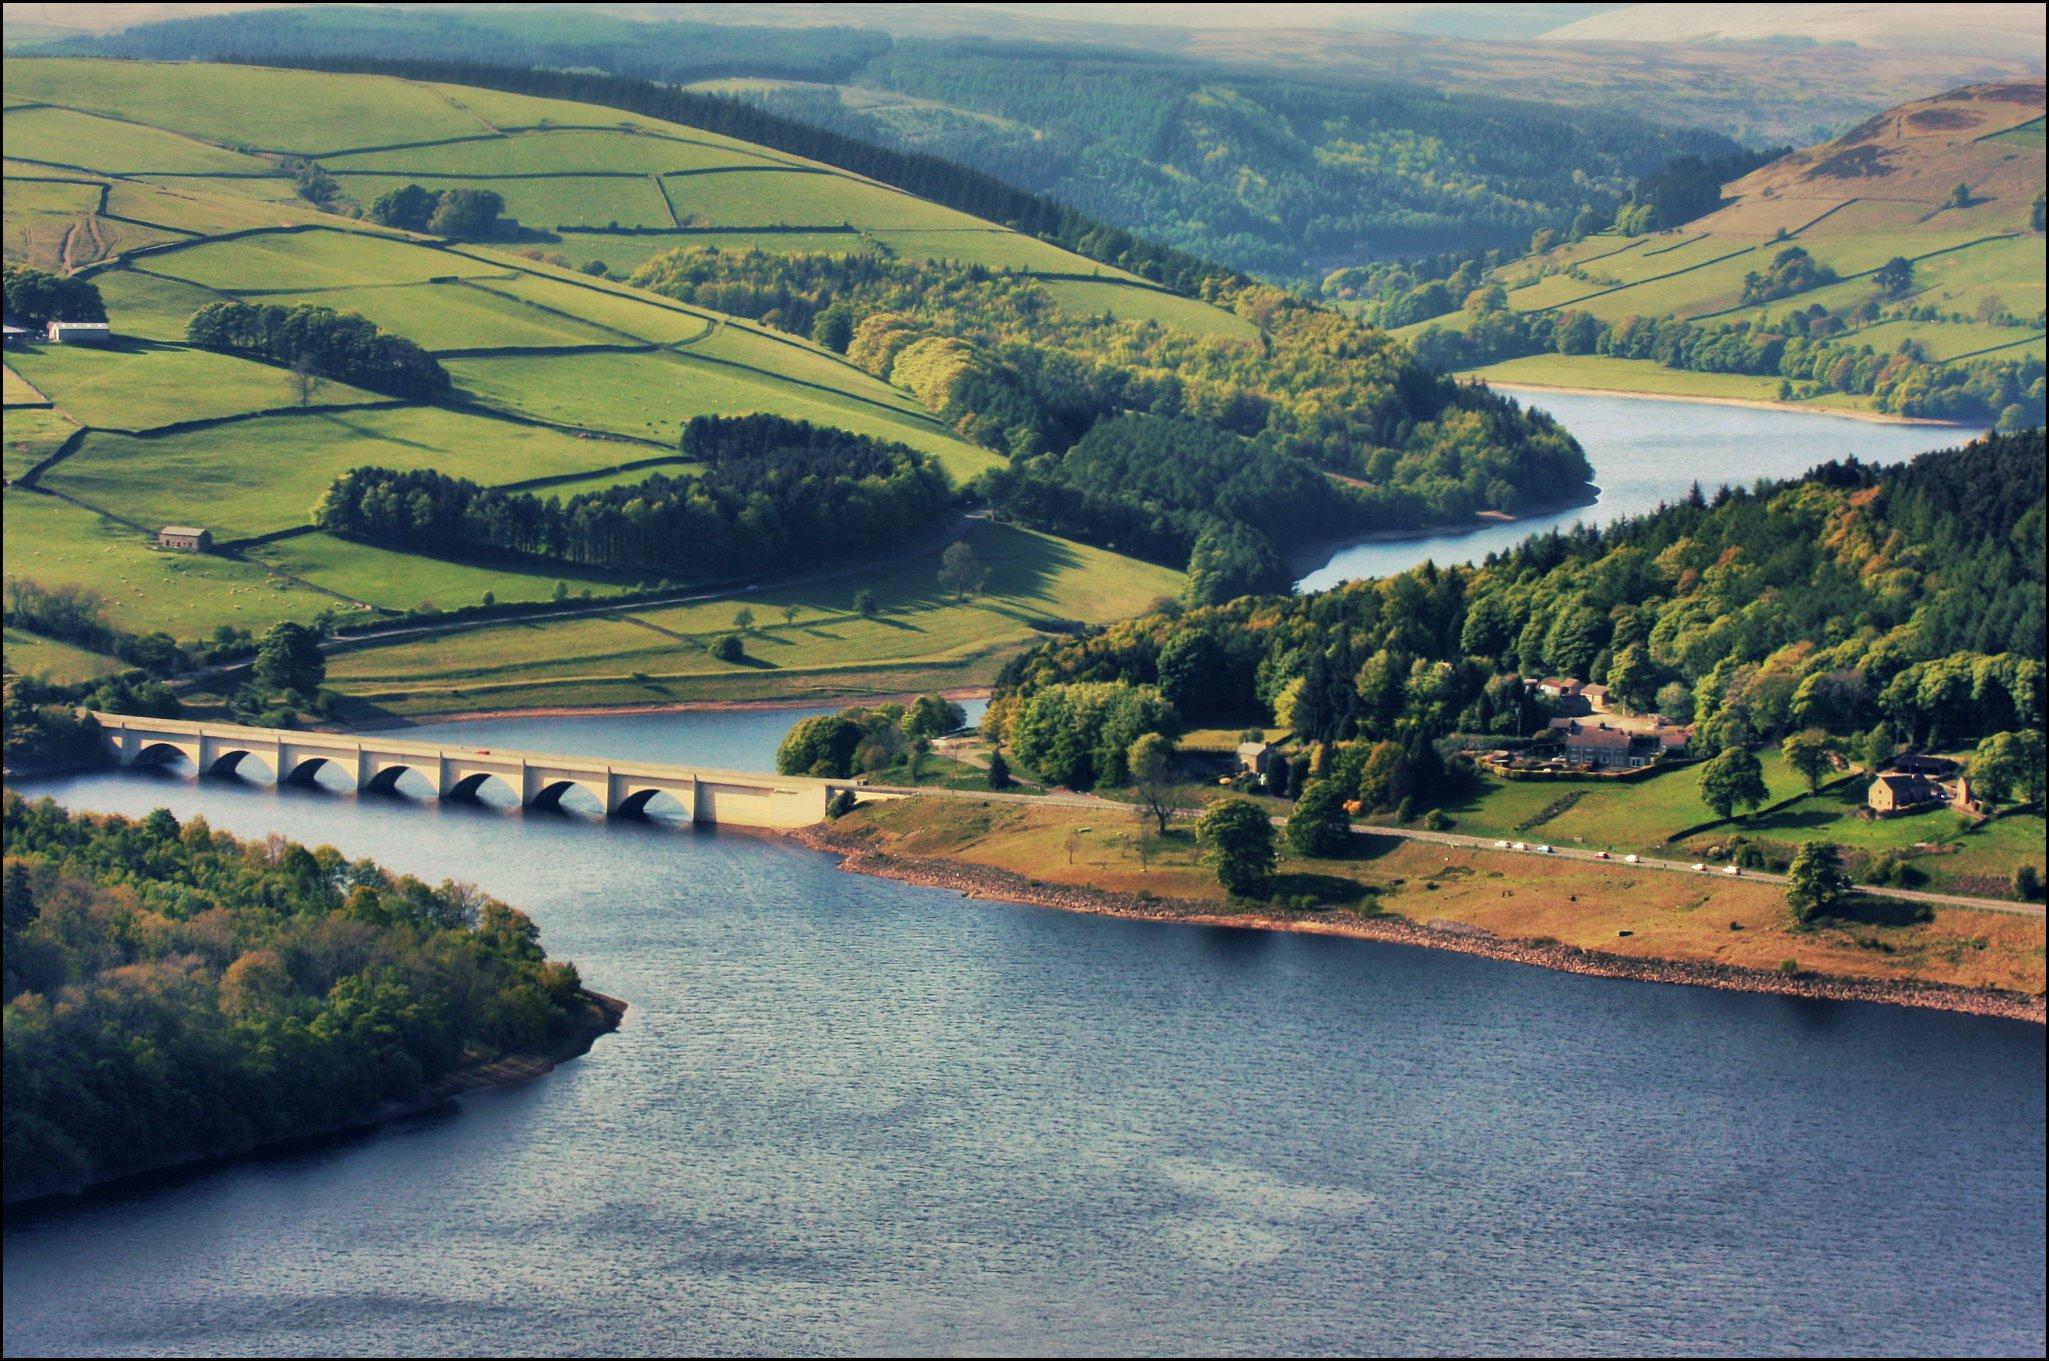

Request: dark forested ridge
left=628, top=250, right=1592, bottom=596
left=983, top=430, right=2046, bottom=803
left=37, top=8, right=1747, bottom=281
left=757, top=40, right=1748, bottom=280
left=2, top=796, right=610, bottom=1203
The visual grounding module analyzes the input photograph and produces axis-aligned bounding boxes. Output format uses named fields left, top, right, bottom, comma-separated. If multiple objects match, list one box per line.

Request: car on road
left=1594, top=850, right=1610, bottom=860
left=1535, top=844, right=1553, bottom=854
left=1494, top=840, right=1510, bottom=849
left=1623, top=853, right=1640, bottom=864
left=1723, top=864, right=1742, bottom=876
left=1512, top=841, right=1528, bottom=852
left=1691, top=862, right=1708, bottom=872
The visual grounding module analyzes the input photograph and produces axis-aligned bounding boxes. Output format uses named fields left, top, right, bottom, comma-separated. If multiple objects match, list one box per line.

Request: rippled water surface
left=5, top=708, right=2041, bottom=1357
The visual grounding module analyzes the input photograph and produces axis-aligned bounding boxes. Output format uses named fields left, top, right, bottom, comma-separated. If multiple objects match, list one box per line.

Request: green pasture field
left=2, top=407, right=76, bottom=482
left=325, top=170, right=676, bottom=231
left=250, top=532, right=639, bottom=614
left=4, top=104, right=277, bottom=175
left=1, top=625, right=125, bottom=685
left=97, top=180, right=293, bottom=234
left=4, top=176, right=99, bottom=219
left=464, top=270, right=717, bottom=345
left=4, top=59, right=498, bottom=156
left=131, top=173, right=308, bottom=207
left=321, top=128, right=780, bottom=176
left=2, top=57, right=1208, bottom=710
left=417, top=82, right=784, bottom=161
left=1563, top=233, right=1748, bottom=288
left=1036, top=279, right=1259, bottom=339
left=536, top=229, right=873, bottom=277
left=1439, top=751, right=1811, bottom=846
left=2, top=363, right=50, bottom=409
left=1703, top=233, right=2046, bottom=331
left=686, top=319, right=932, bottom=415
left=41, top=405, right=644, bottom=541
left=88, top=269, right=232, bottom=342
left=102, top=178, right=318, bottom=235
left=663, top=169, right=982, bottom=231
left=142, top=228, right=492, bottom=292
left=3, top=489, right=336, bottom=642
left=6, top=342, right=381, bottom=430
left=1712, top=778, right=2047, bottom=896
left=242, top=280, right=624, bottom=352
left=1844, top=317, right=2046, bottom=364
left=866, top=228, right=1146, bottom=279
left=319, top=522, right=1182, bottom=717
left=1470, top=353, right=1868, bottom=408
left=441, top=350, right=998, bottom=478
left=0, top=174, right=102, bottom=270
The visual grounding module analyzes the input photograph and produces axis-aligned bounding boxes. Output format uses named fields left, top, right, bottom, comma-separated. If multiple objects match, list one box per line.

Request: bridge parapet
left=89, top=712, right=835, bottom=828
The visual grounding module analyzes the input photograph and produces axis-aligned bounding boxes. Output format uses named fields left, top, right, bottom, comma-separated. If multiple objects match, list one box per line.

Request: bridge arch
left=132, top=740, right=199, bottom=768
left=282, top=755, right=335, bottom=785
left=362, top=763, right=428, bottom=795
left=614, top=785, right=692, bottom=819
left=529, top=778, right=608, bottom=813
left=446, top=770, right=520, bottom=804
left=205, top=748, right=276, bottom=781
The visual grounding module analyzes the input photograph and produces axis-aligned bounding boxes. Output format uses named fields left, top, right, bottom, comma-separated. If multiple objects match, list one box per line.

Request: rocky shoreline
left=5, top=991, right=628, bottom=1210
left=789, top=825, right=2046, bottom=1025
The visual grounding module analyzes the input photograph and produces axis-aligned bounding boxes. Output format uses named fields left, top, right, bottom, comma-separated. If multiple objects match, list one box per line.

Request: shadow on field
left=1268, top=871, right=1369, bottom=906
left=1829, top=893, right=1935, bottom=927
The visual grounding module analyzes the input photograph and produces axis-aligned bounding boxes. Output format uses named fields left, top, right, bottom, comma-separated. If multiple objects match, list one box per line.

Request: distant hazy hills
left=1540, top=3, right=2047, bottom=61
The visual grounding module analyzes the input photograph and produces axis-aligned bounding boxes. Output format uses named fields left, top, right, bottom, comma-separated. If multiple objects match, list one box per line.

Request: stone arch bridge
left=90, top=713, right=852, bottom=828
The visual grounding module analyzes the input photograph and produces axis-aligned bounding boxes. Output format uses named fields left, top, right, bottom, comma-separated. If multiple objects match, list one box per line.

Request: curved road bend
left=851, top=782, right=2047, bottom=920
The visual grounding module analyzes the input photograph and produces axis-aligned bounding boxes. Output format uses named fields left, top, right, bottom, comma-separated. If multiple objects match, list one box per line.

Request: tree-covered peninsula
left=3, top=796, right=616, bottom=1204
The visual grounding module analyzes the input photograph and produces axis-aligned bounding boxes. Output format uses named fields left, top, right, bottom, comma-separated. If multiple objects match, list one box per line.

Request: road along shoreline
left=787, top=824, right=2045, bottom=1025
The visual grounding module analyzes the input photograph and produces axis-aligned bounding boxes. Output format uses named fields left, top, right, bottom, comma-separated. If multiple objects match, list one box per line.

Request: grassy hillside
left=2, top=58, right=1199, bottom=710
left=1402, top=80, right=2046, bottom=415
left=35, top=4, right=2049, bottom=274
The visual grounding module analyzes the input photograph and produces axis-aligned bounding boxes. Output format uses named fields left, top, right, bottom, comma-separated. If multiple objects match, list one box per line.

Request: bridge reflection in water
left=91, top=713, right=843, bottom=828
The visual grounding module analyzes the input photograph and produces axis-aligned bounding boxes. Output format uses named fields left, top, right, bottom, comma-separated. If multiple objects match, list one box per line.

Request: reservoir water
left=1296, top=390, right=1976, bottom=590
left=6, top=395, right=2040, bottom=1356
